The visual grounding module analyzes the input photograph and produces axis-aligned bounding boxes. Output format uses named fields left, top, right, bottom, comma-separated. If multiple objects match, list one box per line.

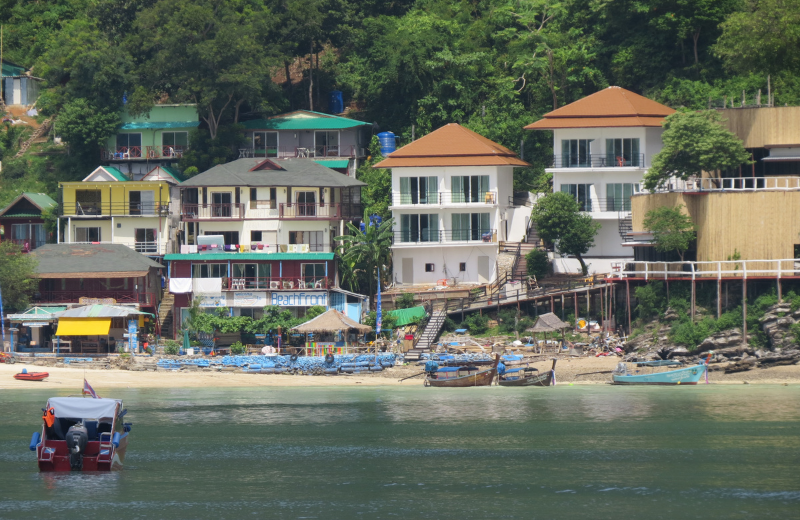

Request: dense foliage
left=0, top=242, right=39, bottom=311
left=531, top=192, right=600, bottom=275
left=642, top=205, right=697, bottom=262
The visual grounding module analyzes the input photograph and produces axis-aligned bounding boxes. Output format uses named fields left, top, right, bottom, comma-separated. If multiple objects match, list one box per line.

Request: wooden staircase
left=510, top=220, right=543, bottom=281
left=405, top=309, right=446, bottom=360
left=14, top=117, right=53, bottom=158
left=158, top=291, right=175, bottom=339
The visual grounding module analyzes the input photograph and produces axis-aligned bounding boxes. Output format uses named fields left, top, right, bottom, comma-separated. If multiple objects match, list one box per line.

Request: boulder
left=667, top=346, right=690, bottom=358
left=696, top=329, right=747, bottom=353
left=725, top=358, right=756, bottom=373
left=663, top=307, right=680, bottom=321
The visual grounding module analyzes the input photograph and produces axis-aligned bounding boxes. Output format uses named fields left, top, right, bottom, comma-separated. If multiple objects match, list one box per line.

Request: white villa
left=376, top=124, right=531, bottom=286
left=525, top=86, right=675, bottom=274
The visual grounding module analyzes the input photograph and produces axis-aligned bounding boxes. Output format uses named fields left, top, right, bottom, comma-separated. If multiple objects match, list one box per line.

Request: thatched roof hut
left=291, top=309, right=371, bottom=334
left=527, top=312, right=569, bottom=333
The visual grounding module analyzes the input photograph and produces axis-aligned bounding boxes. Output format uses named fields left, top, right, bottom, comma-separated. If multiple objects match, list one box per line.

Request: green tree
left=643, top=110, right=751, bottom=191
left=0, top=241, right=38, bottom=311
left=56, top=99, right=121, bottom=157
left=525, top=248, right=551, bottom=278
left=356, top=136, right=392, bottom=218
left=335, top=214, right=394, bottom=299
left=643, top=205, right=696, bottom=262
left=531, top=192, right=600, bottom=275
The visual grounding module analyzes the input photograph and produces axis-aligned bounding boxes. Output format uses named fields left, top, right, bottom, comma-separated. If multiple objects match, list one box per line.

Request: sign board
left=22, top=322, right=49, bottom=328
left=271, top=291, right=328, bottom=307
left=128, top=319, right=138, bottom=353
left=80, top=297, right=117, bottom=305
left=198, top=295, right=227, bottom=308
left=232, top=292, right=268, bottom=307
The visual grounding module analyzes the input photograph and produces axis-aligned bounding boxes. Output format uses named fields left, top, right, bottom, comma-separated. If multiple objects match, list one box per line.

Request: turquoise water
left=1, top=385, right=799, bottom=519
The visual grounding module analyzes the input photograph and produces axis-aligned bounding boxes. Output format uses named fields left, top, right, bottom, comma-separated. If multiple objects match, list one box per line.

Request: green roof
left=1, top=59, right=26, bottom=77
left=164, top=252, right=334, bottom=261
left=314, top=159, right=350, bottom=169
left=386, top=306, right=428, bottom=326
left=160, top=166, right=183, bottom=182
left=23, top=306, right=67, bottom=315
left=104, top=167, right=128, bottom=181
left=0, top=192, right=57, bottom=218
left=120, top=121, right=200, bottom=130
left=242, top=110, right=370, bottom=131
left=1, top=212, right=41, bottom=218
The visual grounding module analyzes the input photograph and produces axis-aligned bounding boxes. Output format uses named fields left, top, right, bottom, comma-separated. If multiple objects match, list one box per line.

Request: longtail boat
left=611, top=358, right=709, bottom=385
left=499, top=359, right=557, bottom=387
left=425, top=354, right=500, bottom=387
left=30, top=397, right=131, bottom=472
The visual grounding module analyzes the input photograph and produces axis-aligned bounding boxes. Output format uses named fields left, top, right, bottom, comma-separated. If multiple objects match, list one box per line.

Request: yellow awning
left=56, top=318, right=111, bottom=336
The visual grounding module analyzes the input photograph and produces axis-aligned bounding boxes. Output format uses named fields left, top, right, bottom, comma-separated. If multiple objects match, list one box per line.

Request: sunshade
left=526, top=312, right=570, bottom=333
left=56, top=318, right=111, bottom=336
left=291, top=309, right=371, bottom=333
left=47, top=397, right=121, bottom=419
left=385, top=306, right=427, bottom=327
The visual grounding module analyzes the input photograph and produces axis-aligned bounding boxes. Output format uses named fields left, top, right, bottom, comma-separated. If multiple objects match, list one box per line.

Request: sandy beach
left=2, top=356, right=798, bottom=390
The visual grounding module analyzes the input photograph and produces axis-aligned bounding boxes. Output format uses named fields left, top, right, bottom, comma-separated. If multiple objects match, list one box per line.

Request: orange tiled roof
left=525, top=87, right=675, bottom=130
left=374, top=123, right=530, bottom=168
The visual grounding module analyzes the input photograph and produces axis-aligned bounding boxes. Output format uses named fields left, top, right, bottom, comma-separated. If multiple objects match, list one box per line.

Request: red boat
left=30, top=397, right=131, bottom=471
left=14, top=369, right=49, bottom=381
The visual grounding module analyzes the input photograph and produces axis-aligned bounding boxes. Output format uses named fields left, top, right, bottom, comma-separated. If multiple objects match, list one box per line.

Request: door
left=402, top=258, right=414, bottom=285
left=296, top=191, right=316, bottom=216
left=477, top=256, right=490, bottom=283
left=141, top=190, right=155, bottom=214
left=212, top=192, right=232, bottom=217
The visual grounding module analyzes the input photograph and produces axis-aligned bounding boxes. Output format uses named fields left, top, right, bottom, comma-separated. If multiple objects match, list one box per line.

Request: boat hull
left=14, top=372, right=49, bottom=381
left=612, top=364, right=706, bottom=385
left=36, top=434, right=128, bottom=472
left=499, top=370, right=553, bottom=387
left=425, top=368, right=497, bottom=387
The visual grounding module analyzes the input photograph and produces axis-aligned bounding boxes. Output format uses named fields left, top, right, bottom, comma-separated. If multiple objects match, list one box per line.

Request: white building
left=376, top=124, right=531, bottom=286
left=525, top=86, right=675, bottom=274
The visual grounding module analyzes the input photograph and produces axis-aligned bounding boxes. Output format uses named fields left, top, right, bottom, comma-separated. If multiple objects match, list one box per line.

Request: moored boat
left=611, top=359, right=709, bottom=385
left=14, top=369, right=49, bottom=381
left=425, top=354, right=500, bottom=387
left=30, top=397, right=131, bottom=471
left=499, top=359, right=557, bottom=387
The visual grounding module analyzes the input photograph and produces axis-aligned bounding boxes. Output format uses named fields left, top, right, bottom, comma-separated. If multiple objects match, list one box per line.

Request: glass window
left=399, top=176, right=438, bottom=204
left=451, top=213, right=490, bottom=241
left=605, top=183, right=639, bottom=211
left=192, top=263, right=228, bottom=278
left=75, top=227, right=101, bottom=242
left=162, top=132, right=188, bottom=147
left=301, top=263, right=326, bottom=281
left=314, top=131, right=339, bottom=156
left=400, top=214, right=439, bottom=242
left=561, top=139, right=593, bottom=167
left=116, top=133, right=142, bottom=157
left=11, top=223, right=46, bottom=249
left=605, top=138, right=640, bottom=166
left=451, top=175, right=489, bottom=202
left=253, top=132, right=278, bottom=156
left=560, top=184, right=593, bottom=212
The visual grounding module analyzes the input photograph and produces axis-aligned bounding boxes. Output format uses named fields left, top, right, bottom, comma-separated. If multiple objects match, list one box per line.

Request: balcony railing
left=549, top=153, right=645, bottom=168
left=393, top=229, right=497, bottom=244
left=181, top=203, right=245, bottom=220
left=65, top=240, right=167, bottom=255
left=278, top=202, right=363, bottom=220
left=7, top=238, right=47, bottom=251
left=650, top=176, right=800, bottom=193
left=37, top=290, right=156, bottom=305
left=224, top=277, right=332, bottom=291
left=391, top=191, right=498, bottom=206
left=238, top=145, right=358, bottom=159
left=60, top=202, right=170, bottom=217
left=101, top=145, right=188, bottom=161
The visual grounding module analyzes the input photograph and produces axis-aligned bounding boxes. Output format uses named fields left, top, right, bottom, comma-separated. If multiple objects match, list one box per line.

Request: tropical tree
left=335, top=214, right=395, bottom=299
left=642, top=205, right=696, bottom=262
left=531, top=192, right=600, bottom=275
left=0, top=242, right=39, bottom=311
left=643, top=110, right=751, bottom=191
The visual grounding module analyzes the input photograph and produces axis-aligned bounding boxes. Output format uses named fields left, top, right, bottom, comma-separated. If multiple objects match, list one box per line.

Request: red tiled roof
left=525, top=87, right=675, bottom=130
left=374, top=123, right=530, bottom=168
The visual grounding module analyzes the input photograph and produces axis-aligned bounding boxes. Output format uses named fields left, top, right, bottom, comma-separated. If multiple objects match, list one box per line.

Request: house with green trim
left=2, top=59, right=41, bottom=106
left=101, top=104, right=199, bottom=178
left=0, top=192, right=57, bottom=251
left=241, top=110, right=372, bottom=176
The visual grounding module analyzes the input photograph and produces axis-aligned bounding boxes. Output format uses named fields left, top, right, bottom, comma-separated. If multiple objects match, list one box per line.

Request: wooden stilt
left=550, top=295, right=554, bottom=313
left=717, top=280, right=722, bottom=319
left=691, top=279, right=696, bottom=322
left=778, top=278, right=782, bottom=302
left=574, top=293, right=578, bottom=323
left=600, top=287, right=605, bottom=332
left=742, top=280, right=748, bottom=346
left=561, top=294, right=565, bottom=321
left=586, top=291, right=590, bottom=319
left=626, top=279, right=632, bottom=335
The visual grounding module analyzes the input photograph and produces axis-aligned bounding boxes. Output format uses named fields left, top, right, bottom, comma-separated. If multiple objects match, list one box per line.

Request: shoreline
left=2, top=358, right=799, bottom=390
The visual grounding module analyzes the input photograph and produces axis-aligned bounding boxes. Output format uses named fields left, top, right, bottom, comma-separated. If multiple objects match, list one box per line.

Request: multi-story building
left=101, top=104, right=199, bottom=178
left=163, top=157, right=367, bottom=333
left=376, top=123, right=531, bottom=286
left=56, top=166, right=181, bottom=256
left=240, top=110, right=372, bottom=176
left=525, top=86, right=675, bottom=274
left=0, top=192, right=57, bottom=251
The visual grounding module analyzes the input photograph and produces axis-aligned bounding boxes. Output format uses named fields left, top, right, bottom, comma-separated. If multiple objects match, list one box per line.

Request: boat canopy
left=47, top=397, right=121, bottom=419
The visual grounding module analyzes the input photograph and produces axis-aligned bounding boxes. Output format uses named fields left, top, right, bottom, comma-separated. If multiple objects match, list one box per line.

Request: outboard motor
left=65, top=422, right=89, bottom=471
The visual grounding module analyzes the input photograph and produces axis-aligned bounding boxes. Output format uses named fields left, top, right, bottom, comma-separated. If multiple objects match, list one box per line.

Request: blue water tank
left=377, top=132, right=396, bottom=156
left=369, top=214, right=383, bottom=227
left=329, top=91, right=343, bottom=114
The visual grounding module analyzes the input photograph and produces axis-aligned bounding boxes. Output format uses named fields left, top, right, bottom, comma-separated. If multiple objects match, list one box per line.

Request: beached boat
left=425, top=355, right=499, bottom=387
left=499, top=359, right=557, bottom=387
left=30, top=397, right=131, bottom=471
left=611, top=360, right=708, bottom=385
left=14, top=369, right=49, bottom=381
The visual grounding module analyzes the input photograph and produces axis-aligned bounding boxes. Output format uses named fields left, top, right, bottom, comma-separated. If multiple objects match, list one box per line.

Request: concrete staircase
left=158, top=291, right=175, bottom=339
left=618, top=212, right=634, bottom=242
left=405, top=309, right=446, bottom=361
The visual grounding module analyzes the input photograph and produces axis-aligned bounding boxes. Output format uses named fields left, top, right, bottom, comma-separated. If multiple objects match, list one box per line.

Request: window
left=204, top=231, right=239, bottom=245
left=459, top=262, right=466, bottom=272
left=11, top=223, right=46, bottom=249
left=400, top=214, right=439, bottom=242
left=129, top=190, right=155, bottom=215
left=233, top=263, right=271, bottom=287
left=192, top=263, right=228, bottom=278
left=162, top=132, right=188, bottom=156
left=253, top=132, right=278, bottom=157
left=116, top=133, right=142, bottom=157
left=251, top=231, right=263, bottom=242
left=399, top=176, right=438, bottom=204
left=451, top=213, right=490, bottom=241
left=560, top=184, right=593, bottom=212
left=605, top=183, right=639, bottom=211
left=134, top=229, right=157, bottom=253
left=301, top=263, right=326, bottom=283
left=290, top=231, right=324, bottom=251
left=75, top=227, right=101, bottom=242
left=211, top=192, right=232, bottom=217
left=75, top=190, right=101, bottom=214
left=314, top=131, right=339, bottom=156
left=605, top=138, right=640, bottom=166
left=451, top=175, right=490, bottom=203
left=295, top=191, right=317, bottom=216
left=561, top=139, right=593, bottom=167
left=425, top=263, right=435, bottom=272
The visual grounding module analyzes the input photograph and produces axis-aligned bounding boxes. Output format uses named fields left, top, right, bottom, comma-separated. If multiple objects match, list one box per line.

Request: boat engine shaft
left=65, top=423, right=88, bottom=471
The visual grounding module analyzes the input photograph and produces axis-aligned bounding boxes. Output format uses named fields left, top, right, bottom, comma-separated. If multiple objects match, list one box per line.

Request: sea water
left=0, top=385, right=798, bottom=519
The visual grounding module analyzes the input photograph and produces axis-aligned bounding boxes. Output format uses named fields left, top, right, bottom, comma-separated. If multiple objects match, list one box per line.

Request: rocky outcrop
left=760, top=303, right=800, bottom=349
left=695, top=329, right=748, bottom=353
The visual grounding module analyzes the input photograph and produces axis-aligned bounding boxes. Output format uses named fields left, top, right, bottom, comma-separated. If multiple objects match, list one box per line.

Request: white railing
left=612, top=259, right=800, bottom=280
left=62, top=240, right=167, bottom=255
left=652, top=176, right=800, bottom=193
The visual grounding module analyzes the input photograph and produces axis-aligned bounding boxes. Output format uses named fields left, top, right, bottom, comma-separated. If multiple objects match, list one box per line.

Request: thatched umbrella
left=526, top=312, right=570, bottom=346
left=291, top=309, right=371, bottom=355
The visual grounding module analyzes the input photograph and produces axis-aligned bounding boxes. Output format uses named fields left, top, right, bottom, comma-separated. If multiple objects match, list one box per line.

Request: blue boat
left=611, top=360, right=708, bottom=385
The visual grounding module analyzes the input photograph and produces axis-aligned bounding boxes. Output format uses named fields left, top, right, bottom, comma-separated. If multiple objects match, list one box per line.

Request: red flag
left=83, top=379, right=99, bottom=399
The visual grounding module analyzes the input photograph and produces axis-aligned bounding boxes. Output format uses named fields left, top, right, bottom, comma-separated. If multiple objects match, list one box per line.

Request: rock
left=667, top=346, right=690, bottom=358
left=663, top=307, right=679, bottom=321
left=725, top=358, right=756, bottom=373
left=760, top=303, right=799, bottom=349
left=696, top=329, right=747, bottom=353
left=754, top=349, right=766, bottom=359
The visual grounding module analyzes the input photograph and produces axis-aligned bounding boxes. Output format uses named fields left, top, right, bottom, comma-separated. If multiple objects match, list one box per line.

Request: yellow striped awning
left=56, top=318, right=111, bottom=336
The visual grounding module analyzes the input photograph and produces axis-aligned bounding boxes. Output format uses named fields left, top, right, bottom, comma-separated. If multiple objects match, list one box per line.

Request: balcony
left=549, top=153, right=645, bottom=169
left=238, top=145, right=359, bottom=159
left=101, top=145, right=188, bottom=161
left=278, top=202, right=362, bottom=220
left=60, top=202, right=170, bottom=217
left=224, top=277, right=332, bottom=291
left=181, top=203, right=245, bottom=221
left=392, top=229, right=497, bottom=245
left=37, top=290, right=157, bottom=306
left=391, top=191, right=498, bottom=207
left=651, top=176, right=800, bottom=193
left=63, top=240, right=168, bottom=255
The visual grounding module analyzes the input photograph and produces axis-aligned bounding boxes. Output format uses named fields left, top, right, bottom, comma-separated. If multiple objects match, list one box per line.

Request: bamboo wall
left=632, top=191, right=800, bottom=271
left=717, top=107, right=800, bottom=148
